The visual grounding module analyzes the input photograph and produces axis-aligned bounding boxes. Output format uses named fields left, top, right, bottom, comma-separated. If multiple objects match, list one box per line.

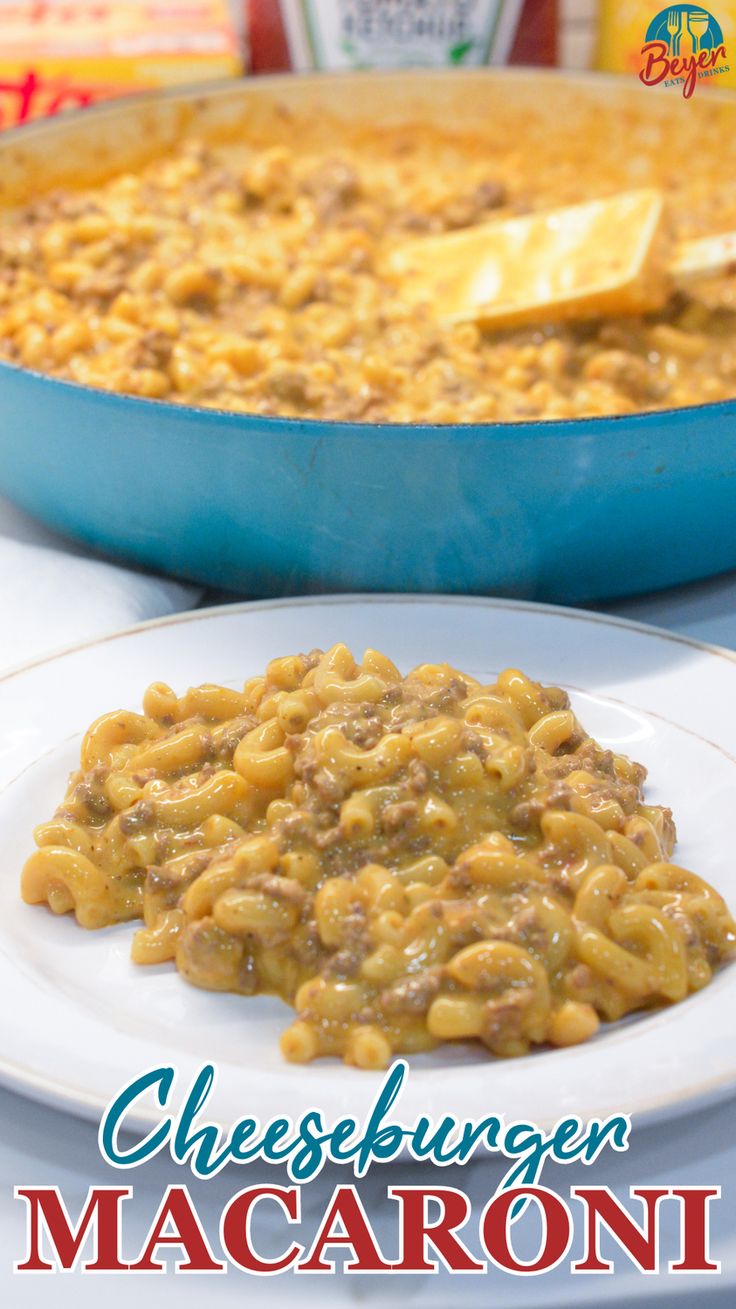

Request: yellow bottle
left=596, top=1, right=736, bottom=93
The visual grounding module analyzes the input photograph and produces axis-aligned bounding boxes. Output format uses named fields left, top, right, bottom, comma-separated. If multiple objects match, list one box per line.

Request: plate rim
left=1, top=590, right=735, bottom=687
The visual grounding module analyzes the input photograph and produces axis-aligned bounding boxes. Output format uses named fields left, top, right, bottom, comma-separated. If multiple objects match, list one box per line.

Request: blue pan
left=0, top=71, right=734, bottom=602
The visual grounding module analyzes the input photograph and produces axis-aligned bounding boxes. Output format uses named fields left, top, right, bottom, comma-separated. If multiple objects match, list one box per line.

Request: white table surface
left=1, top=494, right=735, bottom=1308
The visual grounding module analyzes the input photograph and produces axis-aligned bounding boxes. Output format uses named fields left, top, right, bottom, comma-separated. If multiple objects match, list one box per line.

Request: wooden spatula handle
left=670, top=232, right=736, bottom=282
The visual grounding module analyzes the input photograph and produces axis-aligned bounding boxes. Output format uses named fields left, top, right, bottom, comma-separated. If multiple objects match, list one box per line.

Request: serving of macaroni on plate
left=21, top=644, right=736, bottom=1069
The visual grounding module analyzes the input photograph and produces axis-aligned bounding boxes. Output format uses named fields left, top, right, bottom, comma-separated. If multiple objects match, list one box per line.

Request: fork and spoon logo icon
left=665, top=8, right=713, bottom=54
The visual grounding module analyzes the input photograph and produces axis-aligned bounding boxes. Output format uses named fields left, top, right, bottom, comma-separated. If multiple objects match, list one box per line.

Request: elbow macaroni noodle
left=21, top=644, right=736, bottom=1069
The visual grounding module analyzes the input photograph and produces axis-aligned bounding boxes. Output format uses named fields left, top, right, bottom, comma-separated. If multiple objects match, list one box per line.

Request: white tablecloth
left=1, top=494, right=735, bottom=1308
left=0, top=497, right=200, bottom=669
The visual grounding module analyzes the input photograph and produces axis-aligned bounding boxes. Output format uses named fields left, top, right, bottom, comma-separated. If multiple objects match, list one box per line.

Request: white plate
left=1, top=595, right=735, bottom=1136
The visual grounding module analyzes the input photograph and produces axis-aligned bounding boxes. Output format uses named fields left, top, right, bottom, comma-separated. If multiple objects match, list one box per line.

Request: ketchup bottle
left=248, top=1, right=558, bottom=73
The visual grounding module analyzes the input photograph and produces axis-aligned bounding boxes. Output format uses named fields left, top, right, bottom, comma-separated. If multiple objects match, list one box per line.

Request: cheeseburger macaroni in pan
left=1, top=88, right=736, bottom=423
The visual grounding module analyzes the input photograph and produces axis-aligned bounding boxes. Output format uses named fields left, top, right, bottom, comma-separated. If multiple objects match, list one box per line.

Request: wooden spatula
left=388, top=188, right=736, bottom=330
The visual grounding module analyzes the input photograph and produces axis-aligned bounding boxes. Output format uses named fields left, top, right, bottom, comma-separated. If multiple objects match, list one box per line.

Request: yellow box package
left=0, top=0, right=242, bottom=130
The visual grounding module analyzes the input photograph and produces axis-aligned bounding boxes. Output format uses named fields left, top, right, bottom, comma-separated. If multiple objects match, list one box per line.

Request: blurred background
left=0, top=2, right=603, bottom=132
